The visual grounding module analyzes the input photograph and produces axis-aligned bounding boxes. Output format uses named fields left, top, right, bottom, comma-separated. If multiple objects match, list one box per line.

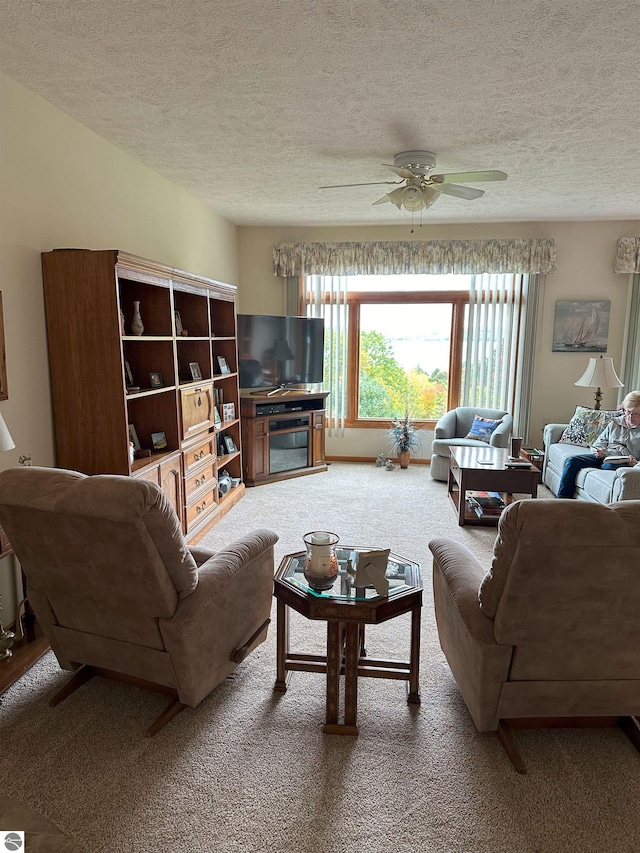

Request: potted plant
left=388, top=410, right=422, bottom=468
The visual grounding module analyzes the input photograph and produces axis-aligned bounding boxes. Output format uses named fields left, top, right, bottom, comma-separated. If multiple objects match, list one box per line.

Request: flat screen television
left=237, top=314, right=324, bottom=390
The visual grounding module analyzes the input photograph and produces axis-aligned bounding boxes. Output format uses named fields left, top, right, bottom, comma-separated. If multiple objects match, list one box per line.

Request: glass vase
left=303, top=531, right=339, bottom=591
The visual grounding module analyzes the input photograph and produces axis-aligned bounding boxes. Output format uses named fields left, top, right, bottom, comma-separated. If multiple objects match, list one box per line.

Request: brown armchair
left=0, top=467, right=278, bottom=735
left=429, top=498, right=640, bottom=772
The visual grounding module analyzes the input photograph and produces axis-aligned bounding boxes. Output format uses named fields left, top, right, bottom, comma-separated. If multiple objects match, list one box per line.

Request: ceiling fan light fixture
left=400, top=186, right=426, bottom=212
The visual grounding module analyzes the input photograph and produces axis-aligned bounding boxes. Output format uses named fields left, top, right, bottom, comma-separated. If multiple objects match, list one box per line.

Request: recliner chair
left=429, top=498, right=640, bottom=772
left=0, top=466, right=278, bottom=735
left=430, top=406, right=512, bottom=480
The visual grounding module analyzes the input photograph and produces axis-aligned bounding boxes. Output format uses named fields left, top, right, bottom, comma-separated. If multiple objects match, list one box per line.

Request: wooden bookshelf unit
left=41, top=249, right=244, bottom=542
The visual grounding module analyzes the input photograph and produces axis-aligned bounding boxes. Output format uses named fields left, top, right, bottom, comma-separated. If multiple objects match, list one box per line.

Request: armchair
left=429, top=499, right=640, bottom=772
left=430, top=406, right=512, bottom=481
left=0, top=466, right=278, bottom=735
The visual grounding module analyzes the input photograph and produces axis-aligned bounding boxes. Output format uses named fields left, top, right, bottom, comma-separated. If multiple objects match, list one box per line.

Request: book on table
left=467, top=490, right=506, bottom=517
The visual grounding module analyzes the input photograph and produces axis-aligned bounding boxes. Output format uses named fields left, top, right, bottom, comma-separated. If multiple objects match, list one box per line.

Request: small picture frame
left=217, top=355, right=231, bottom=374
left=222, top=402, right=235, bottom=422
left=151, top=431, right=168, bottom=450
left=174, top=311, right=183, bottom=336
left=149, top=371, right=164, bottom=389
left=124, top=360, right=134, bottom=386
left=128, top=423, right=141, bottom=450
left=189, top=361, right=202, bottom=381
left=224, top=436, right=237, bottom=454
left=214, top=405, right=221, bottom=426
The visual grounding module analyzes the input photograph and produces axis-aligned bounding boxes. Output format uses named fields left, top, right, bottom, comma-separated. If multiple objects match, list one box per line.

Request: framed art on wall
left=552, top=300, right=610, bottom=353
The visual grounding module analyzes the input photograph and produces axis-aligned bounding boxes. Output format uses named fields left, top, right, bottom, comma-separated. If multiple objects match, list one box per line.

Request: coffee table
left=448, top=444, right=541, bottom=526
left=273, top=547, right=422, bottom=735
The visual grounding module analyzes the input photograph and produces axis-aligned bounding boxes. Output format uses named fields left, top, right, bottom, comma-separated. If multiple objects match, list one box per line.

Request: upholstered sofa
left=430, top=406, right=513, bottom=481
left=543, top=421, right=640, bottom=502
left=429, top=498, right=640, bottom=772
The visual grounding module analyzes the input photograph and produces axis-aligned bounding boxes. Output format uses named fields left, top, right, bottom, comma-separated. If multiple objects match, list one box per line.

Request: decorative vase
left=303, top=531, right=340, bottom=591
left=399, top=450, right=411, bottom=469
left=131, top=301, right=144, bottom=336
left=119, top=309, right=125, bottom=336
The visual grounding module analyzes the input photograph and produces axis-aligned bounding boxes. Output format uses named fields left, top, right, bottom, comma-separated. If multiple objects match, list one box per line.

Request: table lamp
left=574, top=355, right=623, bottom=410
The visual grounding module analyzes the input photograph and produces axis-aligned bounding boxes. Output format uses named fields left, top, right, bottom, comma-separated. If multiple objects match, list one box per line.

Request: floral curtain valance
left=273, top=238, right=557, bottom=277
left=614, top=237, right=640, bottom=273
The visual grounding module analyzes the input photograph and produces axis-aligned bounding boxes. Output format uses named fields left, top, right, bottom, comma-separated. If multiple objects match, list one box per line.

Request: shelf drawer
left=180, top=383, right=216, bottom=440
left=184, top=461, right=217, bottom=500
left=182, top=433, right=216, bottom=474
left=185, top=487, right=218, bottom=531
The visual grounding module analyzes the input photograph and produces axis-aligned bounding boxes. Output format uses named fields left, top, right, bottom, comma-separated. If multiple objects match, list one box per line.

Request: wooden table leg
left=274, top=597, right=290, bottom=693
left=457, top=467, right=467, bottom=526
left=342, top=622, right=360, bottom=734
left=407, top=605, right=421, bottom=704
left=323, top=621, right=342, bottom=731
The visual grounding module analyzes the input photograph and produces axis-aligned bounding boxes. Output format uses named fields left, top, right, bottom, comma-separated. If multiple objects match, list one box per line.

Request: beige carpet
left=1, top=462, right=639, bottom=853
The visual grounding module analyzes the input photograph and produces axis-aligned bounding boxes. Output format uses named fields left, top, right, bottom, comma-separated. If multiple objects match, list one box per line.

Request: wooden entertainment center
left=41, top=249, right=244, bottom=543
left=240, top=390, right=329, bottom=486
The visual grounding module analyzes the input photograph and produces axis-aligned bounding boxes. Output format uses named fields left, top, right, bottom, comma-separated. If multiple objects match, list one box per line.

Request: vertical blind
left=303, top=275, right=349, bottom=436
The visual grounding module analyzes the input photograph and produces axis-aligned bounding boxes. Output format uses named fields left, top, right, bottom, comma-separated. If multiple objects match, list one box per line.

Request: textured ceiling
left=1, top=1, right=639, bottom=226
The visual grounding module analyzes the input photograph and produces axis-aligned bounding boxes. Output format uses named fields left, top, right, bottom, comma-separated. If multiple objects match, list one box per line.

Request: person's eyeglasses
left=624, top=409, right=640, bottom=417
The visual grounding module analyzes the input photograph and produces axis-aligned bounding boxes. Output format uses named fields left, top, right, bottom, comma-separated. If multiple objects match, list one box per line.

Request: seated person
left=557, top=390, right=640, bottom=498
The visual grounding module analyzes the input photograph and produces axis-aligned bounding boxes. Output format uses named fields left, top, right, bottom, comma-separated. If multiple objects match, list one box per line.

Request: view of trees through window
left=358, top=303, right=452, bottom=420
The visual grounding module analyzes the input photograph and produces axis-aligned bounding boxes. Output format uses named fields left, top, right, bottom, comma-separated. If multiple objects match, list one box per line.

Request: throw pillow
left=559, top=406, right=620, bottom=447
left=464, top=415, right=502, bottom=443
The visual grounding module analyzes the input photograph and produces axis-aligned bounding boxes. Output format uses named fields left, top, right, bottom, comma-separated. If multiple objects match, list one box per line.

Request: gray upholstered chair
left=430, top=406, right=513, bottom=481
left=0, top=466, right=278, bottom=735
left=429, top=499, right=640, bottom=772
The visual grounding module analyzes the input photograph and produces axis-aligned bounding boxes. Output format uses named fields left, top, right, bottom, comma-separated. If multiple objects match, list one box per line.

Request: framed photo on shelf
left=222, top=402, right=235, bottom=422
left=124, top=360, right=134, bottom=386
left=189, top=361, right=202, bottom=381
left=174, top=311, right=183, bottom=336
left=151, top=431, right=168, bottom=450
left=128, top=423, right=141, bottom=450
left=217, top=355, right=231, bottom=374
left=214, top=405, right=221, bottom=426
left=149, top=371, right=164, bottom=389
left=224, top=436, right=237, bottom=454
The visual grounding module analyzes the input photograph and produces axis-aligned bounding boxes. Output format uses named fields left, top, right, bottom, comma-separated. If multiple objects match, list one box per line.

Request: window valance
left=273, top=238, right=557, bottom=277
left=614, top=237, right=640, bottom=273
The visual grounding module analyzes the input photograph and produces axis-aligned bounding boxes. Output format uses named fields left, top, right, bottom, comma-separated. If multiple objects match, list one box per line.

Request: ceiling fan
left=320, top=150, right=508, bottom=212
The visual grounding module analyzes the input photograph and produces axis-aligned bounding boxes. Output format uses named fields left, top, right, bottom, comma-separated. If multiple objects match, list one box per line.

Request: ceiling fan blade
left=432, top=169, right=508, bottom=184
left=382, top=164, right=416, bottom=179
left=372, top=195, right=391, bottom=205
left=437, top=183, right=485, bottom=200
left=319, top=181, right=401, bottom=189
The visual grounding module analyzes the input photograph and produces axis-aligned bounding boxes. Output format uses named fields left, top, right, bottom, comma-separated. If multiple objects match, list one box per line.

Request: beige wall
left=238, top=220, right=639, bottom=457
left=0, top=72, right=238, bottom=616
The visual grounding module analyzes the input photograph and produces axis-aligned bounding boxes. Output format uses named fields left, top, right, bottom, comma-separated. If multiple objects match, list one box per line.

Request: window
left=304, top=275, right=471, bottom=426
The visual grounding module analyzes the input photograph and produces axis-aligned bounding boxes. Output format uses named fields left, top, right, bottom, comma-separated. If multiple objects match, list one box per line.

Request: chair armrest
left=428, top=538, right=496, bottom=644
left=434, top=409, right=457, bottom=439
left=159, top=529, right=278, bottom=706
left=489, top=414, right=513, bottom=447
left=612, top=466, right=640, bottom=501
left=543, top=423, right=568, bottom=449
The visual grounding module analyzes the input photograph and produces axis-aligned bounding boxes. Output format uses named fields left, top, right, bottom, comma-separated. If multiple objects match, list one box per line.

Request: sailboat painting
left=552, top=300, right=610, bottom=353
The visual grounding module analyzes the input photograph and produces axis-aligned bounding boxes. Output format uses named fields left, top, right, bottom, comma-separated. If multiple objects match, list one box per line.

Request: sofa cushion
left=464, top=416, right=502, bottom=443
left=559, top=406, right=620, bottom=447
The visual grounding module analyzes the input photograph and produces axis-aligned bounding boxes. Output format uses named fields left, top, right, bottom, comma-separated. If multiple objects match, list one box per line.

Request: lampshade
left=271, top=338, right=295, bottom=361
left=574, top=356, right=623, bottom=410
left=574, top=356, right=624, bottom=389
left=0, top=413, right=15, bottom=452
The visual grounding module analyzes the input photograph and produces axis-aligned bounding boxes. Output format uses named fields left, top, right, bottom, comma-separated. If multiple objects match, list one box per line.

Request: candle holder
left=302, top=531, right=339, bottom=591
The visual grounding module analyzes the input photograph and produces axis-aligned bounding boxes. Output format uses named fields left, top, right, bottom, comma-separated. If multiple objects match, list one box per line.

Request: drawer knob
left=195, top=499, right=207, bottom=514
left=197, top=396, right=202, bottom=407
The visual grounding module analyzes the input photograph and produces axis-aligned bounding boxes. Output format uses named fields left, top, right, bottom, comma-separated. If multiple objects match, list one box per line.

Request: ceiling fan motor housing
left=394, top=150, right=437, bottom=175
